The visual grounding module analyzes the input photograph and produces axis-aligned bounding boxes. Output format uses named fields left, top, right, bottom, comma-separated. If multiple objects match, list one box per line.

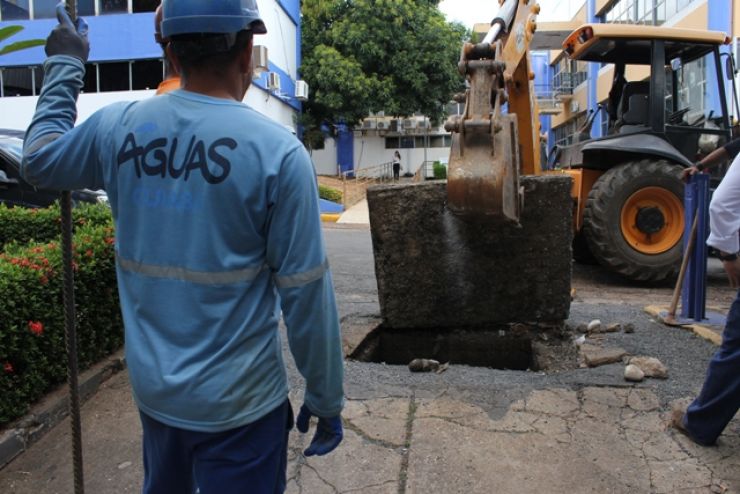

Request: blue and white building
left=0, top=0, right=305, bottom=131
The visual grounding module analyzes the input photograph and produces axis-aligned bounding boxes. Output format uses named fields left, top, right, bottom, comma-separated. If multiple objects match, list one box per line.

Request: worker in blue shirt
left=22, top=1, right=344, bottom=492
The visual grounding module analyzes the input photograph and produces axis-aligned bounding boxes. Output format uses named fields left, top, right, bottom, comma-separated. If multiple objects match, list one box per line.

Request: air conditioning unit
left=295, top=80, right=309, bottom=101
left=376, top=111, right=385, bottom=117
left=363, top=119, right=377, bottom=129
left=268, top=72, right=281, bottom=92
left=376, top=121, right=387, bottom=130
left=418, top=119, right=431, bottom=129
left=403, top=118, right=417, bottom=129
left=389, top=119, right=399, bottom=132
left=252, top=45, right=268, bottom=79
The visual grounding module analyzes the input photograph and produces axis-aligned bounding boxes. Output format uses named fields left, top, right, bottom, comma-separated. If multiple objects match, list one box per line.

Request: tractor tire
left=583, top=159, right=685, bottom=282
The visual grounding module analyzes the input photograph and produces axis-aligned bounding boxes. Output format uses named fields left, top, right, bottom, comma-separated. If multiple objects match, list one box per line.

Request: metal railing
left=340, top=161, right=395, bottom=207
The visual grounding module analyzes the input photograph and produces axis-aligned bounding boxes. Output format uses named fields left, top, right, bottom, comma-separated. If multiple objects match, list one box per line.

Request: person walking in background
left=392, top=150, right=401, bottom=181
left=22, top=1, right=344, bottom=492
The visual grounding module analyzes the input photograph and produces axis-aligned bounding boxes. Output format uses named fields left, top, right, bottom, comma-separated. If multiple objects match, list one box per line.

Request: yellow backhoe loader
left=447, top=0, right=737, bottom=282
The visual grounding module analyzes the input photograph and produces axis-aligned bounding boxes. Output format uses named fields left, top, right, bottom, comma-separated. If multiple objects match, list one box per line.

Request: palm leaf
left=0, top=25, right=24, bottom=43
left=0, top=39, right=45, bottom=56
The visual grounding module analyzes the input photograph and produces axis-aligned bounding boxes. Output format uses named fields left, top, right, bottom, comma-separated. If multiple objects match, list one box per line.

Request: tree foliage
left=0, top=26, right=44, bottom=56
left=300, top=0, right=466, bottom=141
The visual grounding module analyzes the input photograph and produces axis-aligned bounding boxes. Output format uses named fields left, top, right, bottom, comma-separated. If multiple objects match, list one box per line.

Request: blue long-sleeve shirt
left=22, top=55, right=344, bottom=432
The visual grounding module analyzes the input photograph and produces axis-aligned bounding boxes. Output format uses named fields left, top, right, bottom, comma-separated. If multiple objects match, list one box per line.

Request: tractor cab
left=552, top=24, right=737, bottom=282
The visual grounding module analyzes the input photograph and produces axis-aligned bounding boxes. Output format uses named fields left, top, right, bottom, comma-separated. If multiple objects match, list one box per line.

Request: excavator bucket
left=445, top=46, right=521, bottom=223
left=447, top=112, right=520, bottom=222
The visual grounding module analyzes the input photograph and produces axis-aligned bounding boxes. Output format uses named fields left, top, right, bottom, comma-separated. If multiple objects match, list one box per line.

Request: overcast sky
left=438, top=0, right=585, bottom=27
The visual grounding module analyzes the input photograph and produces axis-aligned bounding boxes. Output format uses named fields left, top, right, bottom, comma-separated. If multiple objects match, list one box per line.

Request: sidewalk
left=1, top=368, right=737, bottom=493
left=0, top=229, right=738, bottom=493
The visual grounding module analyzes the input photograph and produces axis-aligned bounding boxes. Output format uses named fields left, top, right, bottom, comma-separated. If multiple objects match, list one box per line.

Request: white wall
left=257, top=0, right=298, bottom=79
left=311, top=132, right=452, bottom=177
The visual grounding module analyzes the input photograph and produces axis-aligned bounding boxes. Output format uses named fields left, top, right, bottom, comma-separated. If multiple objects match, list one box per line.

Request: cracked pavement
left=0, top=226, right=738, bottom=493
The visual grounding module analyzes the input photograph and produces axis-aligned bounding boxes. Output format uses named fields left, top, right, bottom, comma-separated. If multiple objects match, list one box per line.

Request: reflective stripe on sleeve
left=117, top=255, right=265, bottom=285
left=24, top=132, right=64, bottom=155
left=274, top=259, right=330, bottom=289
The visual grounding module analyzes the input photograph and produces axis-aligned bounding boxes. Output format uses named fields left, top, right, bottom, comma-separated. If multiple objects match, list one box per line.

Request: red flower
left=85, top=249, right=94, bottom=258
left=104, top=237, right=115, bottom=245
left=3, top=362, right=13, bottom=373
left=28, top=321, right=44, bottom=336
left=40, top=275, right=49, bottom=285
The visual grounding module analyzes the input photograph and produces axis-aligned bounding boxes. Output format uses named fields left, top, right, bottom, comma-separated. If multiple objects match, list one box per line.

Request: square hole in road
left=349, top=326, right=536, bottom=371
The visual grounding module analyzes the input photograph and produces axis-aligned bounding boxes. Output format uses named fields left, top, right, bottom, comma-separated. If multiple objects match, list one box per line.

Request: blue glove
left=46, top=2, right=89, bottom=62
left=295, top=404, right=343, bottom=456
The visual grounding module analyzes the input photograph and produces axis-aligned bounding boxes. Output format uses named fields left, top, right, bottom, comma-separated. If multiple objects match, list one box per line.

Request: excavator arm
left=445, top=0, right=541, bottom=221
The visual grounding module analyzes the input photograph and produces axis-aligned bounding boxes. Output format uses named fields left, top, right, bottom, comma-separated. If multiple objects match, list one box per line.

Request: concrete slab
left=336, top=198, right=370, bottom=225
left=406, top=389, right=738, bottom=494
left=367, top=177, right=572, bottom=329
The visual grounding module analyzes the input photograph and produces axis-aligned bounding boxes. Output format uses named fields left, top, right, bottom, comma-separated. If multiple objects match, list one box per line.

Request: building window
left=552, top=114, right=587, bottom=147
left=552, top=58, right=587, bottom=95
left=385, top=137, right=400, bottom=149
left=603, top=0, right=691, bottom=26
left=100, top=0, right=127, bottom=14
left=98, top=62, right=130, bottom=91
left=132, top=59, right=163, bottom=90
left=1, top=60, right=166, bottom=98
left=32, top=0, right=57, bottom=18
left=1, top=0, right=30, bottom=20
left=77, top=0, right=95, bottom=15
left=1, top=67, right=33, bottom=96
left=132, top=0, right=157, bottom=12
left=429, top=135, right=452, bottom=148
left=399, top=136, right=414, bottom=149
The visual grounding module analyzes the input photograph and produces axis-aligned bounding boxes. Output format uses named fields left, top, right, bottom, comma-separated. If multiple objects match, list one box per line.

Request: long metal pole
left=62, top=2, right=85, bottom=492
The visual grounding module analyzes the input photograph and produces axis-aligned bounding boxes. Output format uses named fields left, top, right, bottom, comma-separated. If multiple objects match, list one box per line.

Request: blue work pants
left=684, top=289, right=740, bottom=445
left=140, top=399, right=293, bottom=494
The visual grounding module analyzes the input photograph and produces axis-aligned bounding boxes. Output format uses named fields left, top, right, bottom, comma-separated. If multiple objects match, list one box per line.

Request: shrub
left=433, top=161, right=447, bottom=180
left=319, top=184, right=342, bottom=203
left=0, top=202, right=112, bottom=251
left=0, top=209, right=121, bottom=425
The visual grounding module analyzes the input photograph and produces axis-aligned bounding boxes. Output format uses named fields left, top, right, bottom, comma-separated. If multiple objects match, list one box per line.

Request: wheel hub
left=620, top=186, right=684, bottom=255
left=635, top=206, right=665, bottom=235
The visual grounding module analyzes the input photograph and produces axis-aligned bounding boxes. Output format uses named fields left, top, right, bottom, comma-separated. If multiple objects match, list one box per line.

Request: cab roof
left=563, top=23, right=729, bottom=65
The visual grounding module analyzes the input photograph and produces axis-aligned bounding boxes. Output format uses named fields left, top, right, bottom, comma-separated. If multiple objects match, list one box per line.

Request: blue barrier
left=681, top=173, right=710, bottom=321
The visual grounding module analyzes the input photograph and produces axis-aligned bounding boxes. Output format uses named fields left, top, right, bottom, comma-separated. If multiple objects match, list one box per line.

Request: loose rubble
left=581, top=345, right=628, bottom=367
left=408, top=358, right=440, bottom=372
left=628, top=356, right=669, bottom=379
left=624, top=364, right=645, bottom=382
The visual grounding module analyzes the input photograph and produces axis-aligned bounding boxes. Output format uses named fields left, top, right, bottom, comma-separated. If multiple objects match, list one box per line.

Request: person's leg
left=193, top=399, right=293, bottom=494
left=140, top=411, right=197, bottom=494
left=682, top=289, right=740, bottom=444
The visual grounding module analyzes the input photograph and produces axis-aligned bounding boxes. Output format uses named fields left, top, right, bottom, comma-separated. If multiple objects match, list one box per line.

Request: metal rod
left=666, top=210, right=698, bottom=322
left=62, top=3, right=85, bottom=492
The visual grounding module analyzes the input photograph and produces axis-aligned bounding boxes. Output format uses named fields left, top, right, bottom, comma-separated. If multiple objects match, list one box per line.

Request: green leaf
left=0, top=25, right=23, bottom=44
left=0, top=39, right=46, bottom=56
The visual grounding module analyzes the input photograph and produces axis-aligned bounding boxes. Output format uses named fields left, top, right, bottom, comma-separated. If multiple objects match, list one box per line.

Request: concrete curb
left=321, top=213, right=341, bottom=222
left=0, top=351, right=126, bottom=470
left=644, top=305, right=723, bottom=346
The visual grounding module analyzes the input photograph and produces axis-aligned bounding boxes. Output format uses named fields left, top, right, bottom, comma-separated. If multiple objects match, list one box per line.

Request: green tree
left=300, top=0, right=466, bottom=145
left=0, top=26, right=44, bottom=56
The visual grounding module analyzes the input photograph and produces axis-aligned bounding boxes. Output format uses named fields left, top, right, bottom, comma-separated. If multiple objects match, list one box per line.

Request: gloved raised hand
left=46, top=2, right=89, bottom=63
left=296, top=404, right=343, bottom=456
